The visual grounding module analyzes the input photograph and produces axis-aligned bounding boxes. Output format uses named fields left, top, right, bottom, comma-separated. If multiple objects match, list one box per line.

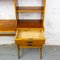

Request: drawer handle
left=27, top=44, right=32, bottom=46
left=27, top=41, right=33, bottom=43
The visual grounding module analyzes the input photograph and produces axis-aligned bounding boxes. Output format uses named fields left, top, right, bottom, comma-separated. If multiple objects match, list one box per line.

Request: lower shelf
left=18, top=20, right=43, bottom=28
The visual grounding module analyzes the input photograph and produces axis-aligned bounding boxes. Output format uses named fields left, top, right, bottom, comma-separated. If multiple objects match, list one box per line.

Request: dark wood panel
left=18, top=20, right=43, bottom=28
left=0, top=20, right=17, bottom=31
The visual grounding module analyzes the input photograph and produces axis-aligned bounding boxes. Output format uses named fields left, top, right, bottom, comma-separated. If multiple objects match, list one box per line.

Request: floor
left=0, top=45, right=60, bottom=60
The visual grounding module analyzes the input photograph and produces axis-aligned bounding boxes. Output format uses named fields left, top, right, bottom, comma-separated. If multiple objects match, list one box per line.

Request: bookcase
left=0, top=0, right=46, bottom=60
left=16, top=0, right=44, bottom=28
left=14, top=0, right=46, bottom=60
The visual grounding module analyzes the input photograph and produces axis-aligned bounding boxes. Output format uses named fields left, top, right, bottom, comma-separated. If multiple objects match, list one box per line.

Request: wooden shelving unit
left=15, top=0, right=46, bottom=30
left=15, top=0, right=46, bottom=60
left=0, top=0, right=46, bottom=60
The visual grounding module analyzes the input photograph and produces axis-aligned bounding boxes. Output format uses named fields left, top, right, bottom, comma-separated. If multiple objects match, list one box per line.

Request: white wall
left=17, top=0, right=43, bottom=6
left=45, top=0, right=60, bottom=45
left=19, top=12, right=42, bottom=20
left=0, top=0, right=16, bottom=19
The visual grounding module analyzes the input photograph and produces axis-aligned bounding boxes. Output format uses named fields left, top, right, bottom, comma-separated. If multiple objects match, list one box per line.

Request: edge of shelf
left=17, top=6, right=44, bottom=10
left=16, top=10, right=44, bottom=12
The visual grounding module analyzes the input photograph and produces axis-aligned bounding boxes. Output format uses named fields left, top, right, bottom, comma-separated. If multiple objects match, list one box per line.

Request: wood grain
left=0, top=20, right=17, bottom=31
left=18, top=20, right=43, bottom=28
left=17, top=6, right=44, bottom=10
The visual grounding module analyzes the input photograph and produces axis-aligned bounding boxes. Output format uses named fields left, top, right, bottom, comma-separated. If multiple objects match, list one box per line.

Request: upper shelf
left=16, top=10, right=44, bottom=12
left=17, top=20, right=43, bottom=28
left=17, top=6, right=44, bottom=10
left=16, top=6, right=44, bottom=12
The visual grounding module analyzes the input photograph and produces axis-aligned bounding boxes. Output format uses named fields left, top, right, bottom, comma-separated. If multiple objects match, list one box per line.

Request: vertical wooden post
left=40, top=46, right=43, bottom=60
left=14, top=0, right=17, bottom=18
left=18, top=45, right=20, bottom=60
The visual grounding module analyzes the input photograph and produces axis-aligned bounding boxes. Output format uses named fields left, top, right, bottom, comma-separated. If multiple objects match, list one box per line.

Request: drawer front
left=15, top=40, right=45, bottom=46
left=0, top=20, right=17, bottom=31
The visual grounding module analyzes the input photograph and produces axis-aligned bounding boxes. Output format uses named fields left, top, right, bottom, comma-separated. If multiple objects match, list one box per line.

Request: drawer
left=15, top=39, right=45, bottom=46
left=15, top=28, right=45, bottom=47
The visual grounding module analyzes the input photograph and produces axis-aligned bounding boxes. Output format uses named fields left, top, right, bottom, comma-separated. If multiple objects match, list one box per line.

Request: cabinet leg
left=18, top=45, right=20, bottom=60
left=40, top=47, right=42, bottom=60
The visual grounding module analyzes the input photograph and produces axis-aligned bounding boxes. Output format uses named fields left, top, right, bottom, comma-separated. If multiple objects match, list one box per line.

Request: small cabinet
left=15, top=28, right=45, bottom=47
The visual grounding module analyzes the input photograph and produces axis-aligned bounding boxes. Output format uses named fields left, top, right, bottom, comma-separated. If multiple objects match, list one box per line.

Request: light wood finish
left=0, top=31, right=15, bottom=36
left=17, top=6, right=44, bottom=10
left=14, top=0, right=17, bottom=19
left=43, top=0, right=46, bottom=31
left=15, top=28, right=45, bottom=44
left=15, top=28, right=45, bottom=60
left=40, top=46, right=43, bottom=60
left=0, top=20, right=17, bottom=31
left=0, top=0, right=17, bottom=36
left=15, top=0, right=46, bottom=60
left=18, top=20, right=43, bottom=28
left=17, top=10, right=44, bottom=12
left=0, top=34, right=15, bottom=36
left=18, top=45, right=20, bottom=59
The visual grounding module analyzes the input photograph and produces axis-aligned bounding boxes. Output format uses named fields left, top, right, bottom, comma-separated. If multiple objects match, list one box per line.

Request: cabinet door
left=0, top=20, right=17, bottom=31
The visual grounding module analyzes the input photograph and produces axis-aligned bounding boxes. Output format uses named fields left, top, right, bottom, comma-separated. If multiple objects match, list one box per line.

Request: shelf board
left=0, top=31, right=15, bottom=36
left=0, top=20, right=17, bottom=31
left=17, top=6, right=44, bottom=10
left=16, top=6, right=44, bottom=12
left=16, top=10, right=44, bottom=12
left=17, top=19, right=43, bottom=28
left=0, top=34, right=15, bottom=36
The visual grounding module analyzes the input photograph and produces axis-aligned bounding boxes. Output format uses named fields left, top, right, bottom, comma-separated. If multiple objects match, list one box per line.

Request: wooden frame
left=15, top=0, right=46, bottom=60
left=0, top=0, right=46, bottom=60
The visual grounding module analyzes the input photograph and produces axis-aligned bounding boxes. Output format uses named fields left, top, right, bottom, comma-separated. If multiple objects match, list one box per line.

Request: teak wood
left=14, top=0, right=46, bottom=60
left=15, top=28, right=45, bottom=60
left=0, top=0, right=46, bottom=60
left=0, top=20, right=17, bottom=31
left=18, top=20, right=43, bottom=28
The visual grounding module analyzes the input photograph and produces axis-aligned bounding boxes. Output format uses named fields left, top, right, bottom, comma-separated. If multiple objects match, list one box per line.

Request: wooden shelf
left=17, top=6, right=44, bottom=10
left=17, top=10, right=44, bottom=12
left=0, top=20, right=17, bottom=31
left=17, top=19, right=43, bottom=28
left=0, top=34, right=15, bottom=36
left=16, top=6, right=44, bottom=12
left=0, top=31, right=15, bottom=36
